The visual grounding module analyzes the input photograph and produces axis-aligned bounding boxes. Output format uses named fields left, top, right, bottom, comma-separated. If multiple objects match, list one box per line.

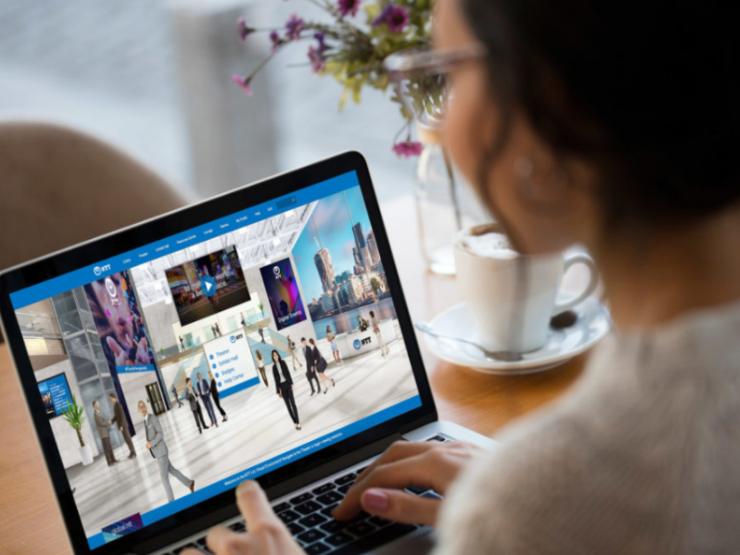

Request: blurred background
left=0, top=0, right=416, bottom=199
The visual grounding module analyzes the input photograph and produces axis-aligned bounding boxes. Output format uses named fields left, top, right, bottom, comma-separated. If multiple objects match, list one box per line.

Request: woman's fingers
left=184, top=482, right=301, bottom=555
left=334, top=451, right=454, bottom=521
left=361, top=488, right=441, bottom=526
left=351, top=441, right=439, bottom=486
left=205, top=526, right=252, bottom=554
left=335, top=442, right=481, bottom=522
left=107, top=335, right=123, bottom=355
left=236, top=481, right=280, bottom=531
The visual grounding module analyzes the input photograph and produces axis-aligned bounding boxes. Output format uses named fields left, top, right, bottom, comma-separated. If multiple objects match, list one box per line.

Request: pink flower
left=308, top=46, right=326, bottom=73
left=232, top=75, right=253, bottom=96
left=285, top=14, right=304, bottom=41
left=269, top=30, right=282, bottom=53
left=237, top=17, right=254, bottom=42
left=338, top=0, right=361, bottom=17
left=386, top=6, right=410, bottom=32
left=392, top=141, right=423, bottom=157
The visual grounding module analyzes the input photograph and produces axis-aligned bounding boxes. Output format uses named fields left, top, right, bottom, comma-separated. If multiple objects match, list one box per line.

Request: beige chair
left=0, top=122, right=188, bottom=341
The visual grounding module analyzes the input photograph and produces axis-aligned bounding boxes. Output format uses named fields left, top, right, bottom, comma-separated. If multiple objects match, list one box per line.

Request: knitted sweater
left=435, top=300, right=740, bottom=554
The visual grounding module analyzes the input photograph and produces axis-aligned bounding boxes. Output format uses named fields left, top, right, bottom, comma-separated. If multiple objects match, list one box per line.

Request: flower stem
left=246, top=49, right=281, bottom=81
left=393, top=121, right=411, bottom=144
left=442, top=145, right=463, bottom=232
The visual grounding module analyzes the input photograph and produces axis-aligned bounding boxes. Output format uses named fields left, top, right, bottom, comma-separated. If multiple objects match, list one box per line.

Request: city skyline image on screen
left=292, top=186, right=395, bottom=341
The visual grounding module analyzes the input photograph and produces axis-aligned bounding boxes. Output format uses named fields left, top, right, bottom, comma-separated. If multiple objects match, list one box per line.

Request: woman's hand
left=333, top=440, right=482, bottom=527
left=183, top=481, right=302, bottom=555
left=135, top=337, right=150, bottom=365
left=107, top=336, right=129, bottom=367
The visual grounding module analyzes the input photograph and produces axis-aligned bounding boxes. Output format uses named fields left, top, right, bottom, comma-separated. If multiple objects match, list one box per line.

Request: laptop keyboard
left=165, top=435, right=448, bottom=554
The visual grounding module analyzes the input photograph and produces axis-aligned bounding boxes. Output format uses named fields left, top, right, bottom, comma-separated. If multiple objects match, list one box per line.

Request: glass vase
left=415, top=122, right=485, bottom=275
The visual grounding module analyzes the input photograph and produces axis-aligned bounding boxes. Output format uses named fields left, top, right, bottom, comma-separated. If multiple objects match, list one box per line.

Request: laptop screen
left=6, top=170, right=422, bottom=550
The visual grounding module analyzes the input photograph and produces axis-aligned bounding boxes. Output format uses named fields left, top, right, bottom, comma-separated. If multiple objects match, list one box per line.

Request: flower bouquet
left=232, top=0, right=437, bottom=157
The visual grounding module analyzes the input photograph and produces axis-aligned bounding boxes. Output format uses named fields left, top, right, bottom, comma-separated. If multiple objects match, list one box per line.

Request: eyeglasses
left=383, top=43, right=488, bottom=124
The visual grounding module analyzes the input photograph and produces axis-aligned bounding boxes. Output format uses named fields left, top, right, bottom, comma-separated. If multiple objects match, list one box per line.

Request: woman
left=287, top=335, right=302, bottom=371
left=302, top=337, right=321, bottom=396
left=326, top=326, right=341, bottom=365
left=207, top=370, right=227, bottom=423
left=255, top=351, right=268, bottom=387
left=368, top=310, right=389, bottom=356
left=185, top=0, right=740, bottom=553
left=309, top=338, right=335, bottom=394
left=271, top=350, right=300, bottom=431
left=357, top=315, right=368, bottom=332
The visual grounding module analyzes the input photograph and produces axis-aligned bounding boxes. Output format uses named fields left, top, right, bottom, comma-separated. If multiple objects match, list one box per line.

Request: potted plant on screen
left=233, top=0, right=480, bottom=275
left=62, top=395, right=92, bottom=466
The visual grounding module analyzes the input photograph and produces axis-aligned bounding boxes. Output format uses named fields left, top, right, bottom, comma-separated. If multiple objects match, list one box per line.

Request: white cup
left=454, top=223, right=599, bottom=353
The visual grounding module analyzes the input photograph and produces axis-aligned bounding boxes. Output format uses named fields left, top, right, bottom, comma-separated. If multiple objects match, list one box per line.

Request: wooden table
left=0, top=195, right=588, bottom=555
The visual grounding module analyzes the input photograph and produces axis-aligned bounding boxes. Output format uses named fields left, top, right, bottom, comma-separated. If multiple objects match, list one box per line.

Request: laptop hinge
left=130, top=432, right=404, bottom=554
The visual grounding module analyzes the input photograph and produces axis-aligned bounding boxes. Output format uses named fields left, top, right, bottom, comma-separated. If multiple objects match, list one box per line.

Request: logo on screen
left=273, top=266, right=282, bottom=279
left=353, top=339, right=361, bottom=350
left=230, top=336, right=236, bottom=343
left=105, top=278, right=117, bottom=298
left=102, top=513, right=143, bottom=543
left=94, top=263, right=111, bottom=277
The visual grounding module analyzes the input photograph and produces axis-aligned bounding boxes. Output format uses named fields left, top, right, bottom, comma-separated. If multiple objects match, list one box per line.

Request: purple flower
left=308, top=46, right=326, bottom=73
left=237, top=17, right=254, bottom=42
left=315, top=31, right=327, bottom=54
left=386, top=6, right=410, bottom=32
left=372, top=4, right=394, bottom=28
left=232, top=75, right=253, bottom=96
left=269, top=30, right=282, bottom=53
left=392, top=141, right=423, bottom=157
left=285, top=14, right=304, bottom=41
left=338, top=0, right=361, bottom=17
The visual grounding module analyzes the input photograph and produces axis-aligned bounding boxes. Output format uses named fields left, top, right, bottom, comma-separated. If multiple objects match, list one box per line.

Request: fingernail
left=236, top=480, right=254, bottom=494
left=362, top=489, right=390, bottom=513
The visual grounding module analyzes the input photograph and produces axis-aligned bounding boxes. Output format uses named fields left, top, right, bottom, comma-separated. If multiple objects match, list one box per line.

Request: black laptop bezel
left=0, top=151, right=437, bottom=555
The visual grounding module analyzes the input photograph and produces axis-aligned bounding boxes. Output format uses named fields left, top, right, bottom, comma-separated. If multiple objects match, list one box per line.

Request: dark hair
left=272, top=349, right=281, bottom=361
left=309, top=338, right=315, bottom=345
left=459, top=0, right=740, bottom=226
left=369, top=311, right=375, bottom=317
left=186, top=378, right=191, bottom=383
left=301, top=337, right=306, bottom=342
left=109, top=393, right=116, bottom=400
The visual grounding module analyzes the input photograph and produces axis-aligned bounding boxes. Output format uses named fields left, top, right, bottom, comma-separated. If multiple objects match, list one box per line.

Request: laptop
left=0, top=151, right=495, bottom=555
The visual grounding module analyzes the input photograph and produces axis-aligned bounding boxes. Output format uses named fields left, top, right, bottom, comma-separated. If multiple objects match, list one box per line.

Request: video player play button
left=201, top=275, right=217, bottom=297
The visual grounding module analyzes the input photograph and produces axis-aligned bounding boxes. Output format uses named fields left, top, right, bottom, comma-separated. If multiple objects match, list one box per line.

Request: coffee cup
left=453, top=223, right=599, bottom=353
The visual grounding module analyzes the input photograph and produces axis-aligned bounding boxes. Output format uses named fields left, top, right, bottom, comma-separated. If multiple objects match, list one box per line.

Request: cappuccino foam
left=460, top=231, right=518, bottom=259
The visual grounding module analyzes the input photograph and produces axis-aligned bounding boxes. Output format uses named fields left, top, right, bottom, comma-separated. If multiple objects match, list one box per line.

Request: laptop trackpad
left=369, top=527, right=436, bottom=554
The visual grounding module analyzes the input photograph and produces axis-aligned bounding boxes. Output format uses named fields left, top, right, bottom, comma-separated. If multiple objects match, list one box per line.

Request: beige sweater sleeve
left=433, top=347, right=683, bottom=554
left=433, top=302, right=740, bottom=554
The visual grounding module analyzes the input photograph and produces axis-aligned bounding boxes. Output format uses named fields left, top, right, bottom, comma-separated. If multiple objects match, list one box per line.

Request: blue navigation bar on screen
left=10, top=171, right=360, bottom=309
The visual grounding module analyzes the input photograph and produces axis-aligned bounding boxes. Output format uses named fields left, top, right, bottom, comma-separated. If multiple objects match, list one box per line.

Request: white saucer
left=421, top=297, right=611, bottom=375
